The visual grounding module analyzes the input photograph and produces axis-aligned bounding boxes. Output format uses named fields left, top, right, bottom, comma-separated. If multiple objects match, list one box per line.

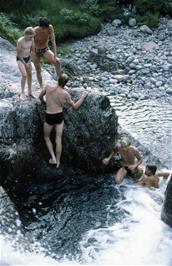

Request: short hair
left=38, top=17, right=50, bottom=27
left=120, top=137, right=130, bottom=146
left=146, top=164, right=157, bottom=175
left=24, top=27, right=34, bottom=36
left=58, top=74, right=69, bottom=87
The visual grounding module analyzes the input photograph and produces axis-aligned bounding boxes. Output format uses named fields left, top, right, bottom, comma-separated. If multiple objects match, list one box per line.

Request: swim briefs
left=45, top=112, right=64, bottom=125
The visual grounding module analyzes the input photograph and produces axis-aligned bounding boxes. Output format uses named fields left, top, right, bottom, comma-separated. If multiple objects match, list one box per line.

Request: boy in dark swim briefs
left=102, top=138, right=143, bottom=183
left=39, top=73, right=88, bottom=168
left=16, top=27, right=35, bottom=99
left=32, top=17, right=61, bottom=90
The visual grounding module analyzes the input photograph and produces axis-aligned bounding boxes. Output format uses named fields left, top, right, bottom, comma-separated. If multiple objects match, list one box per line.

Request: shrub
left=100, top=4, right=123, bottom=22
left=0, top=13, right=21, bottom=43
left=10, top=10, right=48, bottom=28
left=137, top=12, right=160, bottom=28
left=60, top=8, right=89, bottom=24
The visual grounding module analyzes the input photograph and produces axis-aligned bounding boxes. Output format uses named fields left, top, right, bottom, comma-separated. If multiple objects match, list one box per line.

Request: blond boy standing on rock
left=16, top=27, right=35, bottom=100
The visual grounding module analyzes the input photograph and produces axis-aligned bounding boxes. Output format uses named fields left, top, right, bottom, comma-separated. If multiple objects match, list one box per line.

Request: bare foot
left=28, top=94, right=35, bottom=99
left=49, top=158, right=57, bottom=165
left=20, top=93, right=27, bottom=100
left=56, top=160, right=60, bottom=168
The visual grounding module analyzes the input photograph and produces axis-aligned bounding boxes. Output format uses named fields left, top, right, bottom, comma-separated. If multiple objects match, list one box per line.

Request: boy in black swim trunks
left=16, top=27, right=35, bottom=100
left=102, top=138, right=143, bottom=183
left=39, top=73, right=88, bottom=168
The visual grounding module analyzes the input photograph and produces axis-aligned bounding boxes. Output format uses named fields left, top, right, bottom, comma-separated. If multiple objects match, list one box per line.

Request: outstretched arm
left=39, top=88, right=46, bottom=103
left=102, top=146, right=118, bottom=166
left=65, top=91, right=88, bottom=110
left=156, top=171, right=171, bottom=179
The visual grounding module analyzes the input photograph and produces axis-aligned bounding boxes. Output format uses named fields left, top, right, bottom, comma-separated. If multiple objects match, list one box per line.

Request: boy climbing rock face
left=39, top=73, right=88, bottom=168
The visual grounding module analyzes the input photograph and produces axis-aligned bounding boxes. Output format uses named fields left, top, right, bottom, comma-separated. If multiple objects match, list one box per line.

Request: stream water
left=1, top=174, right=172, bottom=265
left=1, top=96, right=172, bottom=265
left=1, top=37, right=172, bottom=266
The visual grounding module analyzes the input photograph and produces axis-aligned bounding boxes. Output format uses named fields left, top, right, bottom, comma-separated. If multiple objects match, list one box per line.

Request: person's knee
left=22, top=73, right=27, bottom=79
left=55, top=58, right=60, bottom=66
left=55, top=136, right=62, bottom=145
left=44, top=136, right=50, bottom=142
left=35, top=64, right=41, bottom=74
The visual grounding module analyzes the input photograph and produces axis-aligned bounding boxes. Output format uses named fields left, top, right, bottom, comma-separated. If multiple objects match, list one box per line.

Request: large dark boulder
left=0, top=87, right=118, bottom=193
left=161, top=175, right=172, bottom=227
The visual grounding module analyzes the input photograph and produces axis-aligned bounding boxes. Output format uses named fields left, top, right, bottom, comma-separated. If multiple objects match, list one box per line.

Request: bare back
left=45, top=85, right=68, bottom=114
left=139, top=175, right=159, bottom=188
left=34, top=26, right=52, bottom=48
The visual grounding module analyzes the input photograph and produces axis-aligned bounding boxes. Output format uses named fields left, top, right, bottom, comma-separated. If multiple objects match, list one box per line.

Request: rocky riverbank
left=53, top=17, right=172, bottom=102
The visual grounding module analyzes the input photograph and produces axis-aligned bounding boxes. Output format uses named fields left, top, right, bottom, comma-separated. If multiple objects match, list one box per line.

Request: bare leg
left=32, top=53, right=43, bottom=89
left=26, top=63, right=32, bottom=96
left=55, top=121, right=64, bottom=168
left=115, top=167, right=127, bottom=183
left=17, top=61, right=27, bottom=99
left=43, top=122, right=56, bottom=163
left=44, top=50, right=61, bottom=78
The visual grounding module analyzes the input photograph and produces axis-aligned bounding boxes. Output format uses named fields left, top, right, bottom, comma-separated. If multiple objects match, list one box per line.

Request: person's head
left=24, top=27, right=35, bottom=40
left=58, top=73, right=69, bottom=87
left=120, top=137, right=130, bottom=148
left=38, top=17, right=50, bottom=28
left=145, top=164, right=157, bottom=176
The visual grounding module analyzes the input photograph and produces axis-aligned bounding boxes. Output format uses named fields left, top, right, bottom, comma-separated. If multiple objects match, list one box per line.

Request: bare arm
left=39, top=88, right=46, bottom=103
left=102, top=146, right=118, bottom=166
left=65, top=91, right=88, bottom=110
left=49, top=25, right=57, bottom=57
left=16, top=39, right=26, bottom=64
left=156, top=171, right=171, bottom=179
left=132, top=147, right=143, bottom=169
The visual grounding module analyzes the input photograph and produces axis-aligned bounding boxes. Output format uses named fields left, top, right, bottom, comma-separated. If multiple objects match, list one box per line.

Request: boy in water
left=137, top=164, right=171, bottom=189
left=16, top=27, right=35, bottom=100
left=102, top=138, right=143, bottom=183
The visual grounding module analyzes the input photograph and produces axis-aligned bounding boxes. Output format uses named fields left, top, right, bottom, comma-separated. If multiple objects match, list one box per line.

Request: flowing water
left=1, top=96, right=172, bottom=265
left=1, top=175, right=172, bottom=265
left=108, top=95, right=172, bottom=168
left=1, top=37, right=172, bottom=265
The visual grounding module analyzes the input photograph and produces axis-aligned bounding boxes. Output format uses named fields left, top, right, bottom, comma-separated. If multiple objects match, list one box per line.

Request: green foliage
left=137, top=12, right=160, bottom=28
left=80, top=0, right=101, bottom=16
left=60, top=8, right=89, bottom=24
left=10, top=10, right=48, bottom=28
left=55, top=15, right=101, bottom=41
left=0, top=0, right=43, bottom=12
left=0, top=13, right=21, bottom=44
left=0, top=0, right=172, bottom=44
left=133, top=0, right=172, bottom=16
left=100, top=4, right=122, bottom=22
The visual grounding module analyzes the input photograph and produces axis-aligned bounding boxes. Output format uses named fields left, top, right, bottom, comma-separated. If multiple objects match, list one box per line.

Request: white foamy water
left=80, top=178, right=172, bottom=265
left=1, top=178, right=172, bottom=266
left=0, top=235, right=80, bottom=266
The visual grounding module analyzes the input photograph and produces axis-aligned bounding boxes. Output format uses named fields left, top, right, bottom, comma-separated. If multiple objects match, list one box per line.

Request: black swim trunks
left=124, top=166, right=133, bottom=176
left=46, top=112, right=64, bottom=125
left=16, top=56, right=30, bottom=63
left=35, top=47, right=49, bottom=57
left=124, top=166, right=143, bottom=180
